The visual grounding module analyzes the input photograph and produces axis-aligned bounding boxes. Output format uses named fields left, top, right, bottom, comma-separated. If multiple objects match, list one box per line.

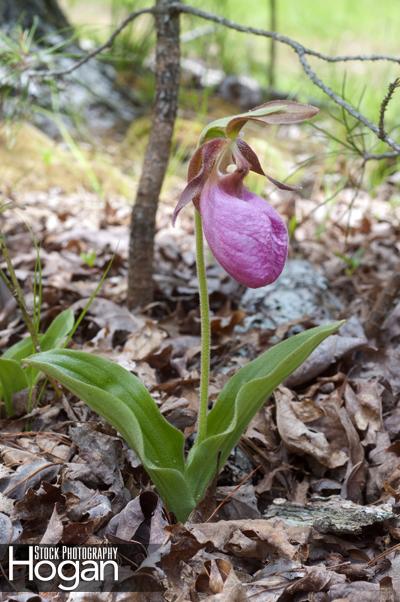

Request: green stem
left=0, top=239, right=40, bottom=352
left=194, top=209, right=211, bottom=444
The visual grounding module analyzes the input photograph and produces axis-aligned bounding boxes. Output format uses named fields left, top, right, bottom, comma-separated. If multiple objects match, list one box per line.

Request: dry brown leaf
left=275, top=387, right=348, bottom=468
left=106, top=491, right=168, bottom=548
left=0, top=459, right=61, bottom=500
left=196, top=558, right=232, bottom=594
left=327, top=581, right=379, bottom=600
left=62, top=480, right=111, bottom=527
left=201, top=560, right=248, bottom=601
left=189, top=518, right=308, bottom=561
left=344, top=380, right=384, bottom=444
left=40, top=504, right=63, bottom=544
left=0, top=512, right=14, bottom=544
left=68, top=425, right=124, bottom=491
left=123, top=321, right=167, bottom=360
left=283, top=564, right=346, bottom=596
left=72, top=297, right=144, bottom=341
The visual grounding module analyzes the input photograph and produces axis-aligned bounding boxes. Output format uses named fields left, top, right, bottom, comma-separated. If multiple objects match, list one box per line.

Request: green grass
left=60, top=0, right=400, bottom=195
left=63, top=0, right=400, bottom=124
left=186, top=0, right=399, bottom=122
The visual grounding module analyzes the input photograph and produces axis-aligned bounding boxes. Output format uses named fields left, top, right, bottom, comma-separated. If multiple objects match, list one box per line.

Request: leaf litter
left=1, top=120, right=400, bottom=599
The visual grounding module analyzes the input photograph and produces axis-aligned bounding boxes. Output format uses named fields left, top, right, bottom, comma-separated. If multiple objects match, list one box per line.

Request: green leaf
left=3, top=308, right=74, bottom=363
left=3, top=335, right=36, bottom=361
left=41, top=308, right=75, bottom=351
left=0, top=358, right=29, bottom=417
left=26, top=322, right=343, bottom=522
left=0, top=309, right=75, bottom=416
left=27, top=307, right=76, bottom=387
left=200, top=101, right=319, bottom=143
left=185, top=321, right=344, bottom=503
left=26, top=349, right=195, bottom=521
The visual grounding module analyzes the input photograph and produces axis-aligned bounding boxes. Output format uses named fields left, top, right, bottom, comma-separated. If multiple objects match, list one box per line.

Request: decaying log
left=264, top=496, right=394, bottom=534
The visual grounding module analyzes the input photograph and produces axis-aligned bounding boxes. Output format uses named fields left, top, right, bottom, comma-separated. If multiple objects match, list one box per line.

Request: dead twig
left=205, top=464, right=261, bottom=522
left=38, top=7, right=156, bottom=78
left=378, top=77, right=400, bottom=140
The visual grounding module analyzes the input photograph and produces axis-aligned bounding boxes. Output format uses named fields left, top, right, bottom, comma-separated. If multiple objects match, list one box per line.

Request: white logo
left=8, top=546, right=119, bottom=592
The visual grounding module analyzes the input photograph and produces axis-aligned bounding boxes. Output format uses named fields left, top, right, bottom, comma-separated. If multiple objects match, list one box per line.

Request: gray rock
left=239, top=259, right=342, bottom=332
left=218, top=74, right=263, bottom=109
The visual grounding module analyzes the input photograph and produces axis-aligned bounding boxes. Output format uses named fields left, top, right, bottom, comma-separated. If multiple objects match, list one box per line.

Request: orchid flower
left=27, top=99, right=345, bottom=524
left=174, top=101, right=319, bottom=288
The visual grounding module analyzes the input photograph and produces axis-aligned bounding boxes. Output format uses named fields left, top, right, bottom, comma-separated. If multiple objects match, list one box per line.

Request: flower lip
left=199, top=168, right=289, bottom=288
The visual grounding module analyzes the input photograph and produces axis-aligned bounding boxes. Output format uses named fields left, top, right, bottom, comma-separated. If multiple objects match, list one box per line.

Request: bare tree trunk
left=127, top=0, right=180, bottom=309
left=0, top=0, right=70, bottom=35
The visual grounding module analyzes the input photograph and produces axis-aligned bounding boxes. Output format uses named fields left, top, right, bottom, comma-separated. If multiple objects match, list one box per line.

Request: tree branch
left=39, top=6, right=156, bottom=78
left=28, top=2, right=400, bottom=157
left=378, top=77, right=400, bottom=140
left=41, top=2, right=400, bottom=81
left=297, top=52, right=400, bottom=152
left=169, top=3, right=400, bottom=154
left=170, top=3, right=400, bottom=66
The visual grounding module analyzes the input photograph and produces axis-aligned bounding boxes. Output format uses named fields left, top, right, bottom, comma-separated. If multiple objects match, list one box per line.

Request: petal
left=173, top=138, right=226, bottom=224
left=234, top=139, right=300, bottom=191
left=172, top=172, right=205, bottom=225
left=200, top=173, right=288, bottom=288
left=226, top=100, right=320, bottom=137
left=233, top=139, right=265, bottom=176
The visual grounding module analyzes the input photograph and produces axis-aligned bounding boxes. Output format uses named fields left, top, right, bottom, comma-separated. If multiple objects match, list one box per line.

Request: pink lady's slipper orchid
left=173, top=137, right=291, bottom=288
left=173, top=102, right=318, bottom=288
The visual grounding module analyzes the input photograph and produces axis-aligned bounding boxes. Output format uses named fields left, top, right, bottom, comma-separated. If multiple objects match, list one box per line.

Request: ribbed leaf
left=185, top=322, right=343, bottom=502
left=3, top=336, right=36, bottom=361
left=41, top=308, right=74, bottom=351
left=0, top=358, right=29, bottom=417
left=27, top=322, right=343, bottom=522
left=27, top=349, right=195, bottom=521
left=3, top=309, right=74, bottom=362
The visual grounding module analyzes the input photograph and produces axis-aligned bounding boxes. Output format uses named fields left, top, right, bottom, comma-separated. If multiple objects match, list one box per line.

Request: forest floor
left=1, top=104, right=400, bottom=601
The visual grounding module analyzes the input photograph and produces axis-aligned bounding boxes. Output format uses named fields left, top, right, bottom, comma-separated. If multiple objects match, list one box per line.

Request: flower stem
left=194, top=209, right=211, bottom=444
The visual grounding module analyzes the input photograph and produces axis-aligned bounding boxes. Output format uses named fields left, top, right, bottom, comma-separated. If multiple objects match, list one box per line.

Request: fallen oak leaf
left=275, top=387, right=348, bottom=469
left=328, top=581, right=380, bottom=600
left=188, top=518, right=309, bottom=561
left=0, top=459, right=62, bottom=500
left=62, top=519, right=97, bottom=544
left=283, top=564, right=346, bottom=597
left=196, top=558, right=246, bottom=599
left=14, top=482, right=65, bottom=522
left=62, top=480, right=111, bottom=528
left=123, top=320, right=167, bottom=361
left=106, top=491, right=168, bottom=547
